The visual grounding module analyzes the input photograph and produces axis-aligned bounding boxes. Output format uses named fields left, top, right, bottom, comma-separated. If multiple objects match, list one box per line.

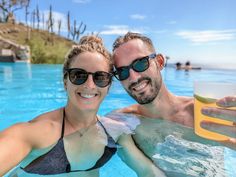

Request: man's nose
left=128, top=69, right=141, bottom=82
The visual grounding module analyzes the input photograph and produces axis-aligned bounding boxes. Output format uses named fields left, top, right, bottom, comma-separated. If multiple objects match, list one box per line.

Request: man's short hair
left=112, top=32, right=155, bottom=52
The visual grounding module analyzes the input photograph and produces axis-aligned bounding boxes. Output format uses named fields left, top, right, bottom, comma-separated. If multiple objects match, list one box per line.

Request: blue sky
left=14, top=0, right=236, bottom=69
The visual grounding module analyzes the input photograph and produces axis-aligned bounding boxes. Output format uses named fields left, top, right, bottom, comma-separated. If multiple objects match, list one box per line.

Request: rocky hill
left=0, top=22, right=76, bottom=64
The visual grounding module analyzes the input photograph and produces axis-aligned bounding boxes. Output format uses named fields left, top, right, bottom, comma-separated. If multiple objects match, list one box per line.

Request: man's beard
left=125, top=77, right=161, bottom=105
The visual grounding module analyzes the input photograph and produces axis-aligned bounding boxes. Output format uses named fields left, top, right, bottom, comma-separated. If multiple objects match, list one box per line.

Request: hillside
left=0, top=22, right=76, bottom=64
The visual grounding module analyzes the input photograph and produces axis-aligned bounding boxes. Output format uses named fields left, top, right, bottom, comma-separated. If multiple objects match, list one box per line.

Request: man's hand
left=200, top=96, right=236, bottom=150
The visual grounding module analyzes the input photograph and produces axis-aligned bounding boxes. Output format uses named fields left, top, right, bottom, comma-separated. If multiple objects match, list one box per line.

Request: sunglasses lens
left=133, top=57, right=149, bottom=72
left=69, top=69, right=87, bottom=85
left=116, top=57, right=149, bottom=81
left=114, top=53, right=155, bottom=81
left=116, top=67, right=129, bottom=81
left=94, top=72, right=111, bottom=87
left=67, top=69, right=111, bottom=87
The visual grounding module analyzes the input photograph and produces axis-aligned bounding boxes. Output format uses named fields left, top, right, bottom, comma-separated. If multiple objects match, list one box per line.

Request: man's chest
left=132, top=118, right=191, bottom=157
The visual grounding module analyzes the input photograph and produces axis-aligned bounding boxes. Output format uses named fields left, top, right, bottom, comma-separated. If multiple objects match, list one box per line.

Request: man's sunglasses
left=65, top=68, right=113, bottom=88
left=114, top=53, right=156, bottom=81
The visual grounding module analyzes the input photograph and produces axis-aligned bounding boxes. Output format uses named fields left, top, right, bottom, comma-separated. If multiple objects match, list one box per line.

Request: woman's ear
left=156, top=54, right=165, bottom=70
left=63, top=77, right=67, bottom=90
left=64, top=81, right=67, bottom=90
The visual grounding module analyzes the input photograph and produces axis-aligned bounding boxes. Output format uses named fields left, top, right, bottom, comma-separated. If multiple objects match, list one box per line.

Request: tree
left=165, top=55, right=170, bottom=67
left=70, top=20, right=77, bottom=40
left=46, top=5, right=54, bottom=45
left=47, top=5, right=54, bottom=33
left=42, top=12, right=44, bottom=30
left=0, top=0, right=30, bottom=22
left=57, top=19, right=61, bottom=35
left=67, top=11, right=70, bottom=39
left=36, top=4, right=40, bottom=30
left=70, top=20, right=86, bottom=41
left=31, top=9, right=35, bottom=28
left=24, top=0, right=29, bottom=25
left=75, top=21, right=86, bottom=40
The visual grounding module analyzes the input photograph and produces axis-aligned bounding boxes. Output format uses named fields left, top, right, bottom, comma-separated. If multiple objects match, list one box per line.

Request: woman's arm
left=117, top=134, right=166, bottom=177
left=0, top=123, right=33, bottom=175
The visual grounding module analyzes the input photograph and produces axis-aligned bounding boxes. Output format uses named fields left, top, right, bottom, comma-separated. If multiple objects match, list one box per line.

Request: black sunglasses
left=114, top=53, right=156, bottom=81
left=65, top=68, right=113, bottom=88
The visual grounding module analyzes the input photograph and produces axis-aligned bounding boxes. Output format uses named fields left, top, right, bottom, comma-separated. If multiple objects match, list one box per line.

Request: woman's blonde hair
left=63, top=35, right=113, bottom=79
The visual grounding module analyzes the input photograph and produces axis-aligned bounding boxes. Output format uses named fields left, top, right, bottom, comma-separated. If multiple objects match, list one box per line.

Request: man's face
left=113, top=39, right=163, bottom=104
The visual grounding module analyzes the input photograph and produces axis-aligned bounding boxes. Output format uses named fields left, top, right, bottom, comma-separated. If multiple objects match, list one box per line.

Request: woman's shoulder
left=99, top=111, right=141, bottom=141
left=26, top=109, right=63, bottom=147
left=30, top=108, right=62, bottom=123
left=5, top=108, right=63, bottom=149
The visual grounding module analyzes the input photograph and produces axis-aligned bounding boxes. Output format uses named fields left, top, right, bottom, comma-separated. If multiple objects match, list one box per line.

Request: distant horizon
left=167, top=61, right=236, bottom=70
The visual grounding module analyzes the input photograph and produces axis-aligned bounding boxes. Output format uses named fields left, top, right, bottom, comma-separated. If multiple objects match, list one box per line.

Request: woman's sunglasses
left=65, top=68, right=113, bottom=88
left=114, top=53, right=156, bottom=81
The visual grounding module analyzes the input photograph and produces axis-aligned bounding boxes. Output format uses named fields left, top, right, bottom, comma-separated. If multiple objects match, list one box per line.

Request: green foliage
left=28, top=39, right=70, bottom=64
left=0, top=23, right=74, bottom=64
left=28, top=40, right=46, bottom=63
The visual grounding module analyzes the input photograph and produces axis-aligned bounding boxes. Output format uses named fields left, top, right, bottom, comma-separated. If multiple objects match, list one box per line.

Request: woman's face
left=65, top=51, right=111, bottom=112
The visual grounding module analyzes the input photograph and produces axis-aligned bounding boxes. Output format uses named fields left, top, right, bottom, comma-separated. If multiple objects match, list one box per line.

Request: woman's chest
left=63, top=126, right=108, bottom=170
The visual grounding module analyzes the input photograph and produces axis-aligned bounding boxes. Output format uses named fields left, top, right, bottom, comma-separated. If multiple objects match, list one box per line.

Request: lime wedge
left=194, top=94, right=217, bottom=104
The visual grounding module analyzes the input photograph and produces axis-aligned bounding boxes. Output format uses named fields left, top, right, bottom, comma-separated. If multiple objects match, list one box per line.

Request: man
left=109, top=32, right=236, bottom=176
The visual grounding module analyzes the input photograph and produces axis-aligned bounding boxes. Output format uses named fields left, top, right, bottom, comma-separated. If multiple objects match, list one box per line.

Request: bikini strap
left=60, top=108, right=66, bottom=139
left=97, top=119, right=113, bottom=139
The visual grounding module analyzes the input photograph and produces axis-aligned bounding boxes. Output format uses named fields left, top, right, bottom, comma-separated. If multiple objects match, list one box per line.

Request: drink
left=194, top=82, right=236, bottom=141
left=194, top=94, right=234, bottom=140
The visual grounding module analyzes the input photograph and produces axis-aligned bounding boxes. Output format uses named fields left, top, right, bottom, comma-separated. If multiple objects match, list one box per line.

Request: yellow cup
left=194, top=82, right=236, bottom=141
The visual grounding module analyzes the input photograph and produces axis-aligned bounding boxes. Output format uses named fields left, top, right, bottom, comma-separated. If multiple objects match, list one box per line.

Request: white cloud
left=130, top=14, right=146, bottom=20
left=100, top=25, right=144, bottom=35
left=176, top=30, right=236, bottom=44
left=40, top=11, right=68, bottom=33
left=73, top=0, right=91, bottom=4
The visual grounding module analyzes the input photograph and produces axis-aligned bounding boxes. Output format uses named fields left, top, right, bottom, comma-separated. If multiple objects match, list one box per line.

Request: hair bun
left=79, top=35, right=103, bottom=46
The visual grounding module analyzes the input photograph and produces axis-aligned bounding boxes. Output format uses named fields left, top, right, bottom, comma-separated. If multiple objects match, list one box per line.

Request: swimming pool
left=0, top=62, right=236, bottom=177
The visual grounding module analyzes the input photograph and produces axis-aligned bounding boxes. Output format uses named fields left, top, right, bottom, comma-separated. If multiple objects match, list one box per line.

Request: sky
left=13, top=0, right=236, bottom=69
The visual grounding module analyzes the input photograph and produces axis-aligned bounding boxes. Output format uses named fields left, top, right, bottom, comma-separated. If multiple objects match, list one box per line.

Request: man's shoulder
left=176, top=96, right=194, bottom=108
left=177, top=95, right=194, bottom=102
left=174, top=96, right=194, bottom=127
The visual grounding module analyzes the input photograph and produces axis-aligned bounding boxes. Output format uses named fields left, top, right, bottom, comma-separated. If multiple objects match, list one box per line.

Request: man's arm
left=117, top=134, right=166, bottom=177
left=115, top=104, right=139, bottom=113
left=201, top=96, right=236, bottom=150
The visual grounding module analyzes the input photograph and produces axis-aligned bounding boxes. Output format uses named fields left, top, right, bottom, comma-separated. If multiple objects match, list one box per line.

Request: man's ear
left=156, top=54, right=165, bottom=70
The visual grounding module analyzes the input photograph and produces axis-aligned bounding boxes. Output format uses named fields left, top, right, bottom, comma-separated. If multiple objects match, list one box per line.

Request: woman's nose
left=84, top=75, right=96, bottom=88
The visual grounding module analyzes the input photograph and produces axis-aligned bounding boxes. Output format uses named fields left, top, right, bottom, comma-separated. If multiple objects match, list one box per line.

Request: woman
left=0, top=35, right=165, bottom=177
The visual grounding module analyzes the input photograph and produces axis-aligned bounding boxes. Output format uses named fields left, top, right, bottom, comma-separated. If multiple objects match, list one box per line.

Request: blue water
left=0, top=63, right=236, bottom=177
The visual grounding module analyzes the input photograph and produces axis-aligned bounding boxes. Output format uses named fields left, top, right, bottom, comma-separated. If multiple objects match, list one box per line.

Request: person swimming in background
left=175, top=62, right=183, bottom=70
left=0, top=35, right=165, bottom=177
left=185, top=61, right=191, bottom=70
left=175, top=61, right=201, bottom=70
left=184, top=61, right=201, bottom=70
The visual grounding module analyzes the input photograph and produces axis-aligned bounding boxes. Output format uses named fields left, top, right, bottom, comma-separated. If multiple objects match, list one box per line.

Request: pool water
left=0, top=63, right=236, bottom=177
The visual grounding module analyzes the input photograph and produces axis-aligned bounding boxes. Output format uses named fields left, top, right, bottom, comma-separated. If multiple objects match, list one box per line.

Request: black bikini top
left=21, top=109, right=117, bottom=175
